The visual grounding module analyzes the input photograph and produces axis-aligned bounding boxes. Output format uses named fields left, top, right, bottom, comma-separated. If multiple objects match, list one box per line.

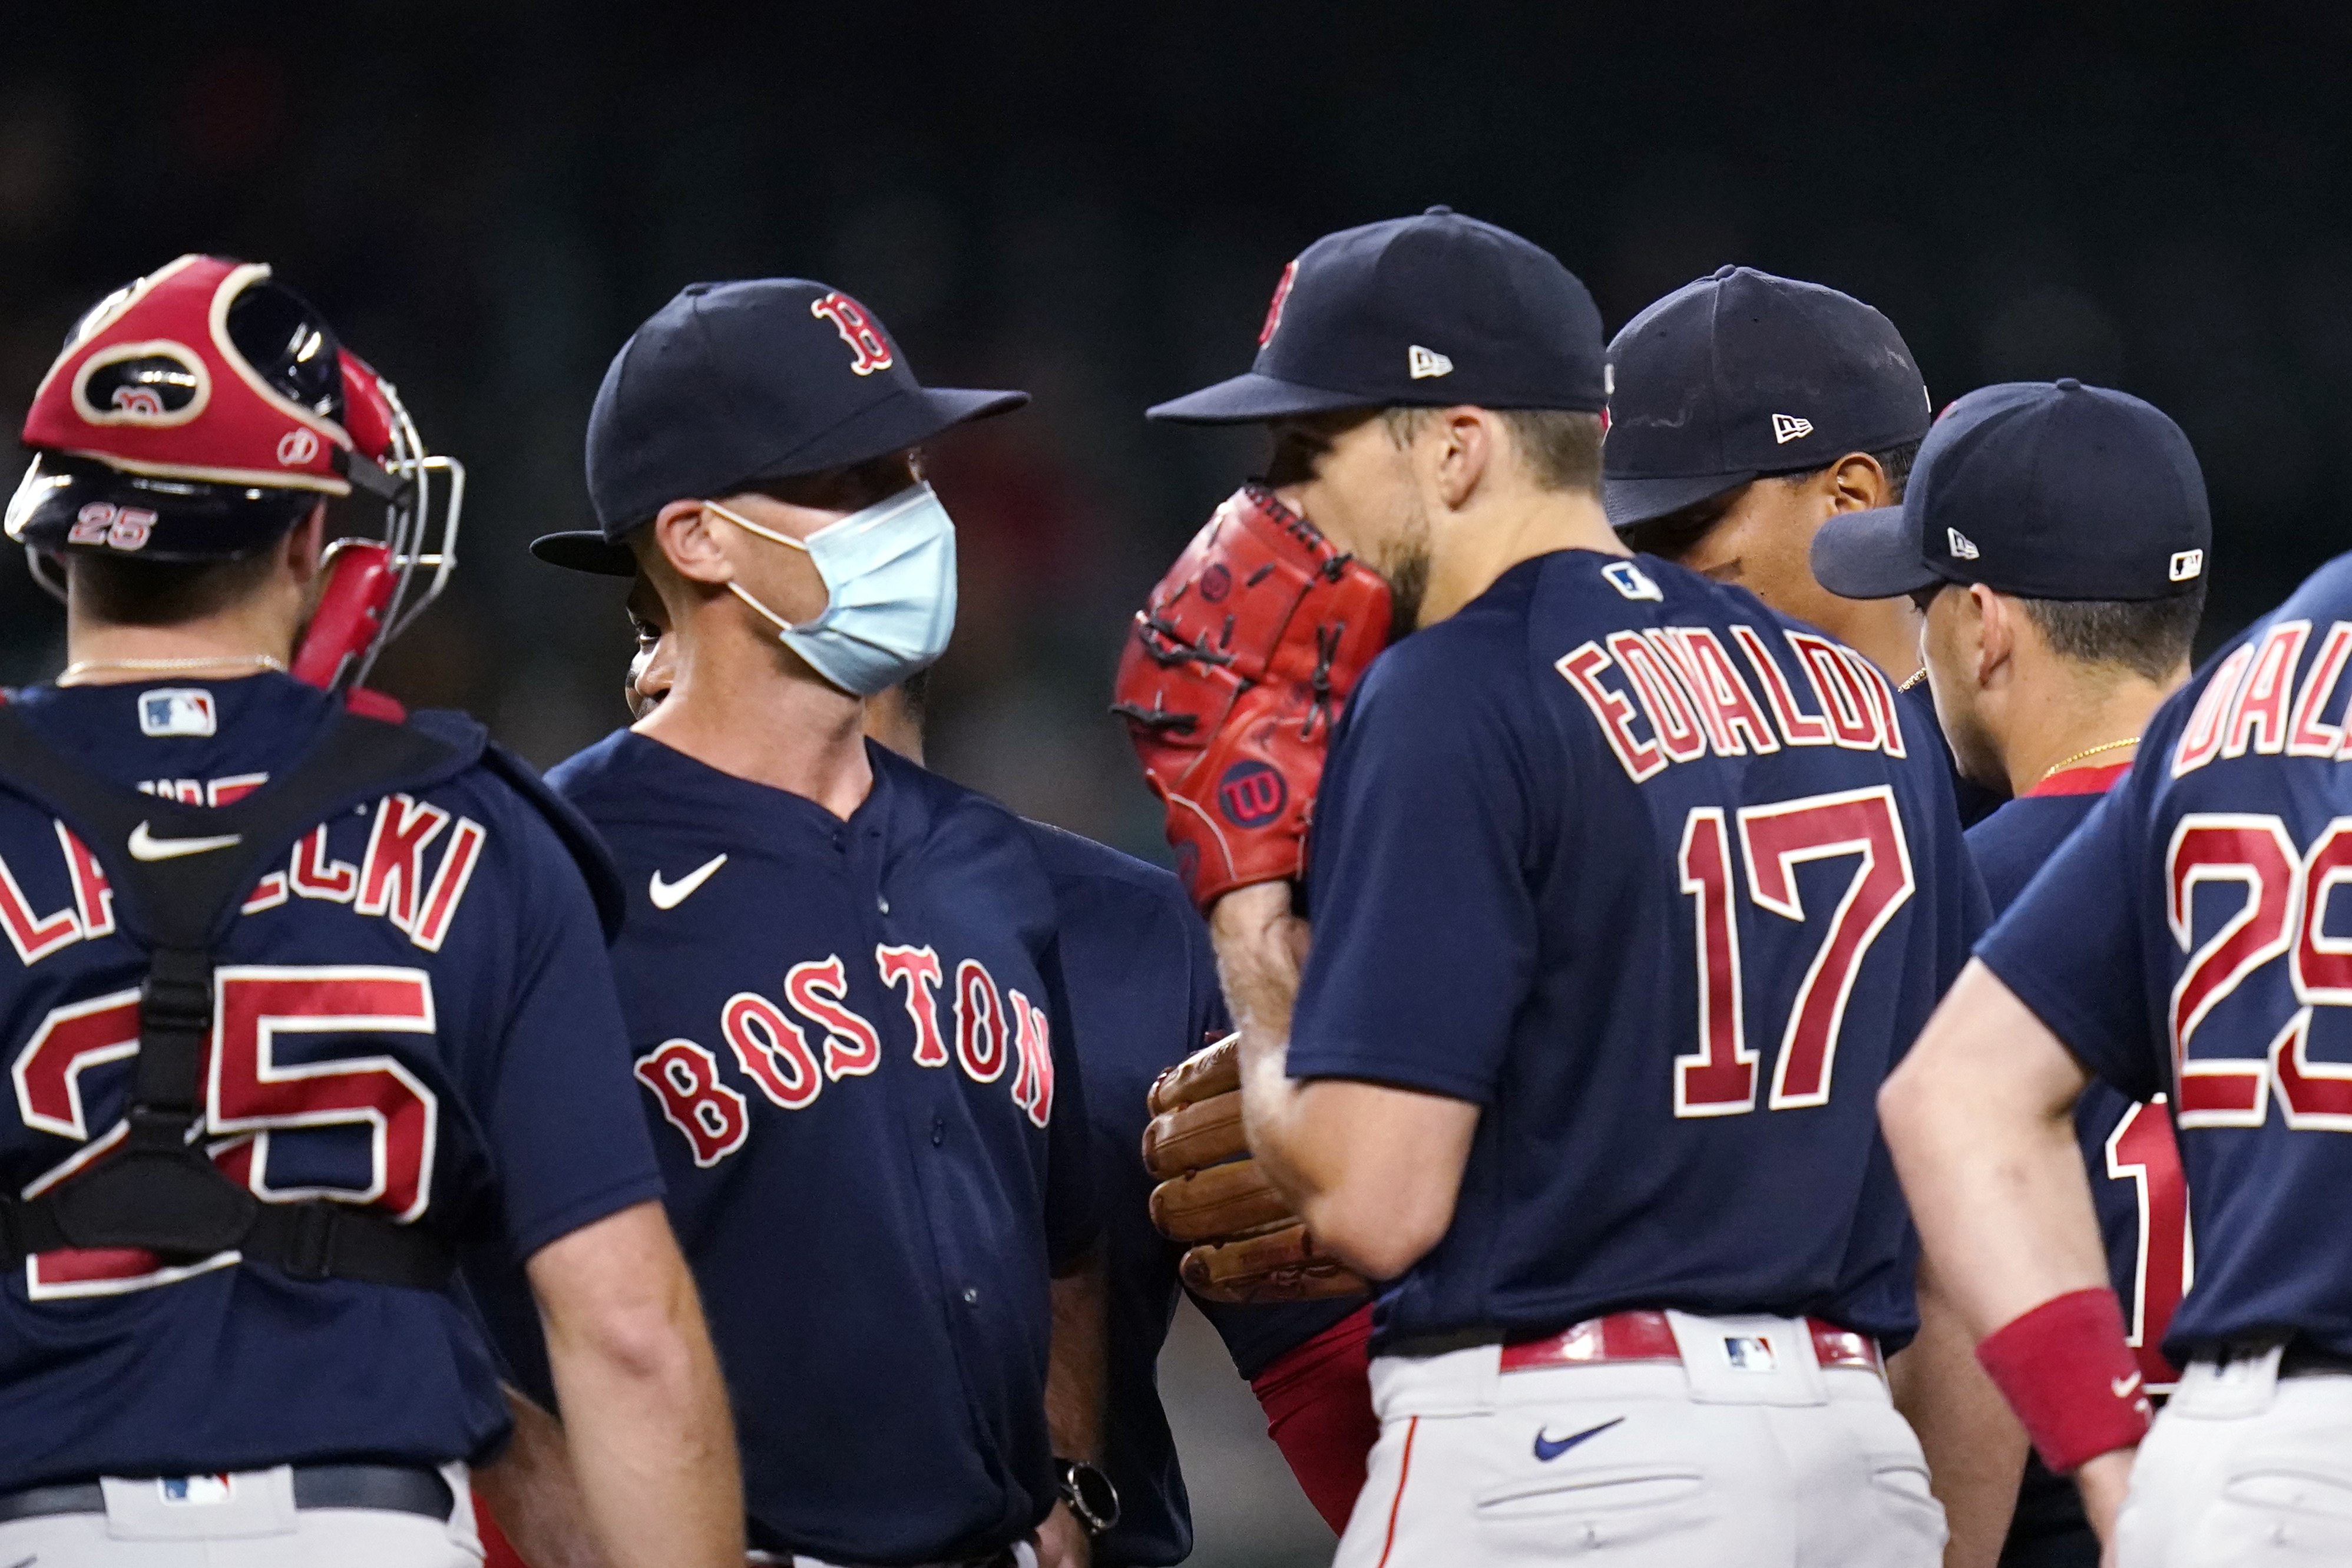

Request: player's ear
left=1826, top=453, right=1888, bottom=513
left=1970, top=584, right=2011, bottom=683
left=1429, top=407, right=1491, bottom=511
left=649, top=499, right=735, bottom=588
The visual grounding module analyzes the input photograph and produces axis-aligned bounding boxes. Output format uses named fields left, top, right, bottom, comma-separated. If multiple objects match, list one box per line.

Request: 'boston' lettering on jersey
left=636, top=945, right=1056, bottom=1167
left=1559, top=590, right=1910, bottom=782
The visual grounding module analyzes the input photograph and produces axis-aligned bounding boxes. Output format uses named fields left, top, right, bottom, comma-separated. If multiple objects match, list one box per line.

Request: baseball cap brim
left=1810, top=505, right=1940, bottom=600
left=757, top=384, right=1028, bottom=481
left=530, top=529, right=638, bottom=576
left=1603, top=469, right=1758, bottom=532
left=534, top=384, right=1028, bottom=577
left=1146, top=372, right=1379, bottom=425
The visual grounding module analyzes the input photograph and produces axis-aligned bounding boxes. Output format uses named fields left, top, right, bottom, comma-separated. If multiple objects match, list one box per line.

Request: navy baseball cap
left=1146, top=207, right=1605, bottom=424
left=1811, top=379, right=2211, bottom=602
left=532, top=279, right=1027, bottom=575
left=1604, top=267, right=1931, bottom=530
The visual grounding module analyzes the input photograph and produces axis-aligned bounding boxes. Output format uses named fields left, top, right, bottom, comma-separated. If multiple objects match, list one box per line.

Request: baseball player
left=0, top=256, right=739, bottom=1567
left=1815, top=379, right=2206, bottom=1567
left=521, top=277, right=1101, bottom=1568
left=628, top=611, right=1375, bottom=1558
left=1877, top=445, right=2348, bottom=1560
left=1142, top=208, right=1988, bottom=1567
left=1605, top=266, right=2006, bottom=826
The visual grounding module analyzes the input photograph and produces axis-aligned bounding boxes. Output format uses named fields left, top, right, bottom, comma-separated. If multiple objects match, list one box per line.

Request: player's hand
left=1034, top=1501, right=1091, bottom=1568
left=2073, top=1445, right=2136, bottom=1560
left=1206, top=881, right=1309, bottom=1041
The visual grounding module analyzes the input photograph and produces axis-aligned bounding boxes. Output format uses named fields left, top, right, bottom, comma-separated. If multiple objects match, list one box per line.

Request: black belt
left=0, top=1463, right=452, bottom=1526
left=2202, top=1335, right=2352, bottom=1379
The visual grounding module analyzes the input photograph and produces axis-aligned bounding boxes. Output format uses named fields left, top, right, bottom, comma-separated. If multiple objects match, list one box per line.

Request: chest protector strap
left=0, top=705, right=474, bottom=1289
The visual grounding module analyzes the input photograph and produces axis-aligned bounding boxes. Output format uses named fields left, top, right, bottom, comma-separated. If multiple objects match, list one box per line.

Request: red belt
left=1500, top=1310, right=1882, bottom=1374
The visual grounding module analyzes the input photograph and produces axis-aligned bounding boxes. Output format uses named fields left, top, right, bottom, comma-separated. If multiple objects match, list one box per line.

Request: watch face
left=1060, top=1460, right=1122, bottom=1533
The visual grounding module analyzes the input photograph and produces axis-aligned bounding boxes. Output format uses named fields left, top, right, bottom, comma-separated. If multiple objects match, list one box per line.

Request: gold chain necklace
left=57, top=653, right=286, bottom=687
left=1897, top=667, right=1928, bottom=692
left=2036, top=736, right=2141, bottom=786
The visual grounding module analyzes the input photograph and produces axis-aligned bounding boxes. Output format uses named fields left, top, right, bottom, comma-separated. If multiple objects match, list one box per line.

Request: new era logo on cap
left=1408, top=345, right=1453, bottom=379
left=2171, top=549, right=2204, bottom=581
left=1771, top=413, right=1814, bottom=444
left=1947, top=528, right=1980, bottom=561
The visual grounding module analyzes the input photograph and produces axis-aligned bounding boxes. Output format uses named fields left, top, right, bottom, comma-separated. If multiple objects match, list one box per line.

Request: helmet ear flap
left=338, top=349, right=398, bottom=463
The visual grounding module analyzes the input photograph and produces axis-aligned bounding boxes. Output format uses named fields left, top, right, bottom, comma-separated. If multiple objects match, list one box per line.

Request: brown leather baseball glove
left=1141, top=1033, right=1371, bottom=1305
left=1112, top=485, right=1391, bottom=911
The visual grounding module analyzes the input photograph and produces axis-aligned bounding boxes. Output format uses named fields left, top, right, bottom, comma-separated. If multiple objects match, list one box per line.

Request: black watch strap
left=1055, top=1457, right=1121, bottom=1537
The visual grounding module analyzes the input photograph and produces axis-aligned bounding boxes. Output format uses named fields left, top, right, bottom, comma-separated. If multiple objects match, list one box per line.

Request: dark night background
left=0, top=6, right=2343, bottom=1557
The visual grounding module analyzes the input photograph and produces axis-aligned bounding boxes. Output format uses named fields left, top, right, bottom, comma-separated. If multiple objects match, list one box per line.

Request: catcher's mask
left=4, top=254, right=463, bottom=687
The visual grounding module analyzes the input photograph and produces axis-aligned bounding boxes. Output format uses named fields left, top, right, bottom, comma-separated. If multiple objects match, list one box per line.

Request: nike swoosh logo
left=649, top=854, right=728, bottom=909
left=2112, top=1372, right=2143, bottom=1400
left=128, top=821, right=243, bottom=861
left=1534, top=1415, right=1623, bottom=1462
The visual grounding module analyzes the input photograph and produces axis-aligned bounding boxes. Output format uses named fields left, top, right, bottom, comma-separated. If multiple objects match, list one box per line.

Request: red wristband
left=1975, top=1288, right=2154, bottom=1474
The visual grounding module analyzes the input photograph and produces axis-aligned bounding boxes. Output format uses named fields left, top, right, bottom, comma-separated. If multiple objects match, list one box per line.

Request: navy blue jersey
left=1980, top=551, right=2352, bottom=1363
left=1286, top=551, right=1986, bottom=1354
left=1027, top=821, right=1362, bottom=1566
left=1969, top=774, right=2186, bottom=1391
left=0, top=675, right=657, bottom=1490
left=543, top=732, right=1096, bottom=1565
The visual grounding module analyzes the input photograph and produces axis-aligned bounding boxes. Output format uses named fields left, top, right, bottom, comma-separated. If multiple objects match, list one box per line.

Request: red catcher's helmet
left=4, top=254, right=464, bottom=688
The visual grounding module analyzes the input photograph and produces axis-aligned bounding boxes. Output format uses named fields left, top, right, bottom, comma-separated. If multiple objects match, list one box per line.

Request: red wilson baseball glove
left=1112, top=485, right=1391, bottom=909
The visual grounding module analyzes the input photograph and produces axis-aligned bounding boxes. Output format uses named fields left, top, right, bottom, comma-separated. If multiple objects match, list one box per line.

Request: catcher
left=1113, top=439, right=1398, bottom=1523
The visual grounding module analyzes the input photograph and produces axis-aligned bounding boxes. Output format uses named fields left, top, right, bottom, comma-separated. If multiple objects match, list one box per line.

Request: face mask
left=703, top=483, right=958, bottom=697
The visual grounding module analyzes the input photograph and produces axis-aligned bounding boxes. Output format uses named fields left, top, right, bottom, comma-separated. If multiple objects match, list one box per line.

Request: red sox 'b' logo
left=811, top=292, right=895, bottom=376
left=1259, top=261, right=1299, bottom=348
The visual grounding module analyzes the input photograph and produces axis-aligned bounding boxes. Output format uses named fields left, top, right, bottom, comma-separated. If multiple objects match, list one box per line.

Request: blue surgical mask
left=703, top=484, right=958, bottom=697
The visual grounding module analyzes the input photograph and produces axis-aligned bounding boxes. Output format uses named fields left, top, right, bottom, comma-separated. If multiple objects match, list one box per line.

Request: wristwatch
left=1054, top=1457, right=1121, bottom=1537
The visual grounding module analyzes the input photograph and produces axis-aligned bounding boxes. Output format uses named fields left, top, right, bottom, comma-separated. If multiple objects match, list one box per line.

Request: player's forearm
left=473, top=1386, right=611, bottom=1568
left=1888, top=1260, right=2026, bottom=1568
left=1044, top=1242, right=1108, bottom=1461
left=1880, top=964, right=2112, bottom=1337
left=531, top=1205, right=745, bottom=1568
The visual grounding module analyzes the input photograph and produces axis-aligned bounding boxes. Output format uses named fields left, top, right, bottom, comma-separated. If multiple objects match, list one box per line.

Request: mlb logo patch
left=1601, top=560, right=1664, bottom=603
left=138, top=688, right=216, bottom=737
left=158, top=1474, right=234, bottom=1505
left=2170, top=548, right=2204, bottom=582
left=1722, top=1335, right=1777, bottom=1372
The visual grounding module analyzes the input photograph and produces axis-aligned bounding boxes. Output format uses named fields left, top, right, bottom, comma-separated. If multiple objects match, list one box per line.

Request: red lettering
left=2222, top=623, right=2307, bottom=759
left=722, top=991, right=823, bottom=1112
left=356, top=794, right=450, bottom=930
left=1607, top=630, right=1707, bottom=762
left=1556, top=643, right=1665, bottom=782
left=291, top=826, right=358, bottom=903
left=2287, top=623, right=2352, bottom=758
left=0, top=845, right=79, bottom=965
left=1788, top=633, right=1880, bottom=750
left=407, top=818, right=487, bottom=952
left=2172, top=643, right=2257, bottom=778
left=1008, top=990, right=1055, bottom=1127
left=955, top=960, right=1009, bottom=1083
left=1732, top=625, right=1832, bottom=747
left=54, top=823, right=114, bottom=940
left=786, top=955, right=883, bottom=1081
left=877, top=944, right=950, bottom=1066
left=634, top=1040, right=750, bottom=1167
